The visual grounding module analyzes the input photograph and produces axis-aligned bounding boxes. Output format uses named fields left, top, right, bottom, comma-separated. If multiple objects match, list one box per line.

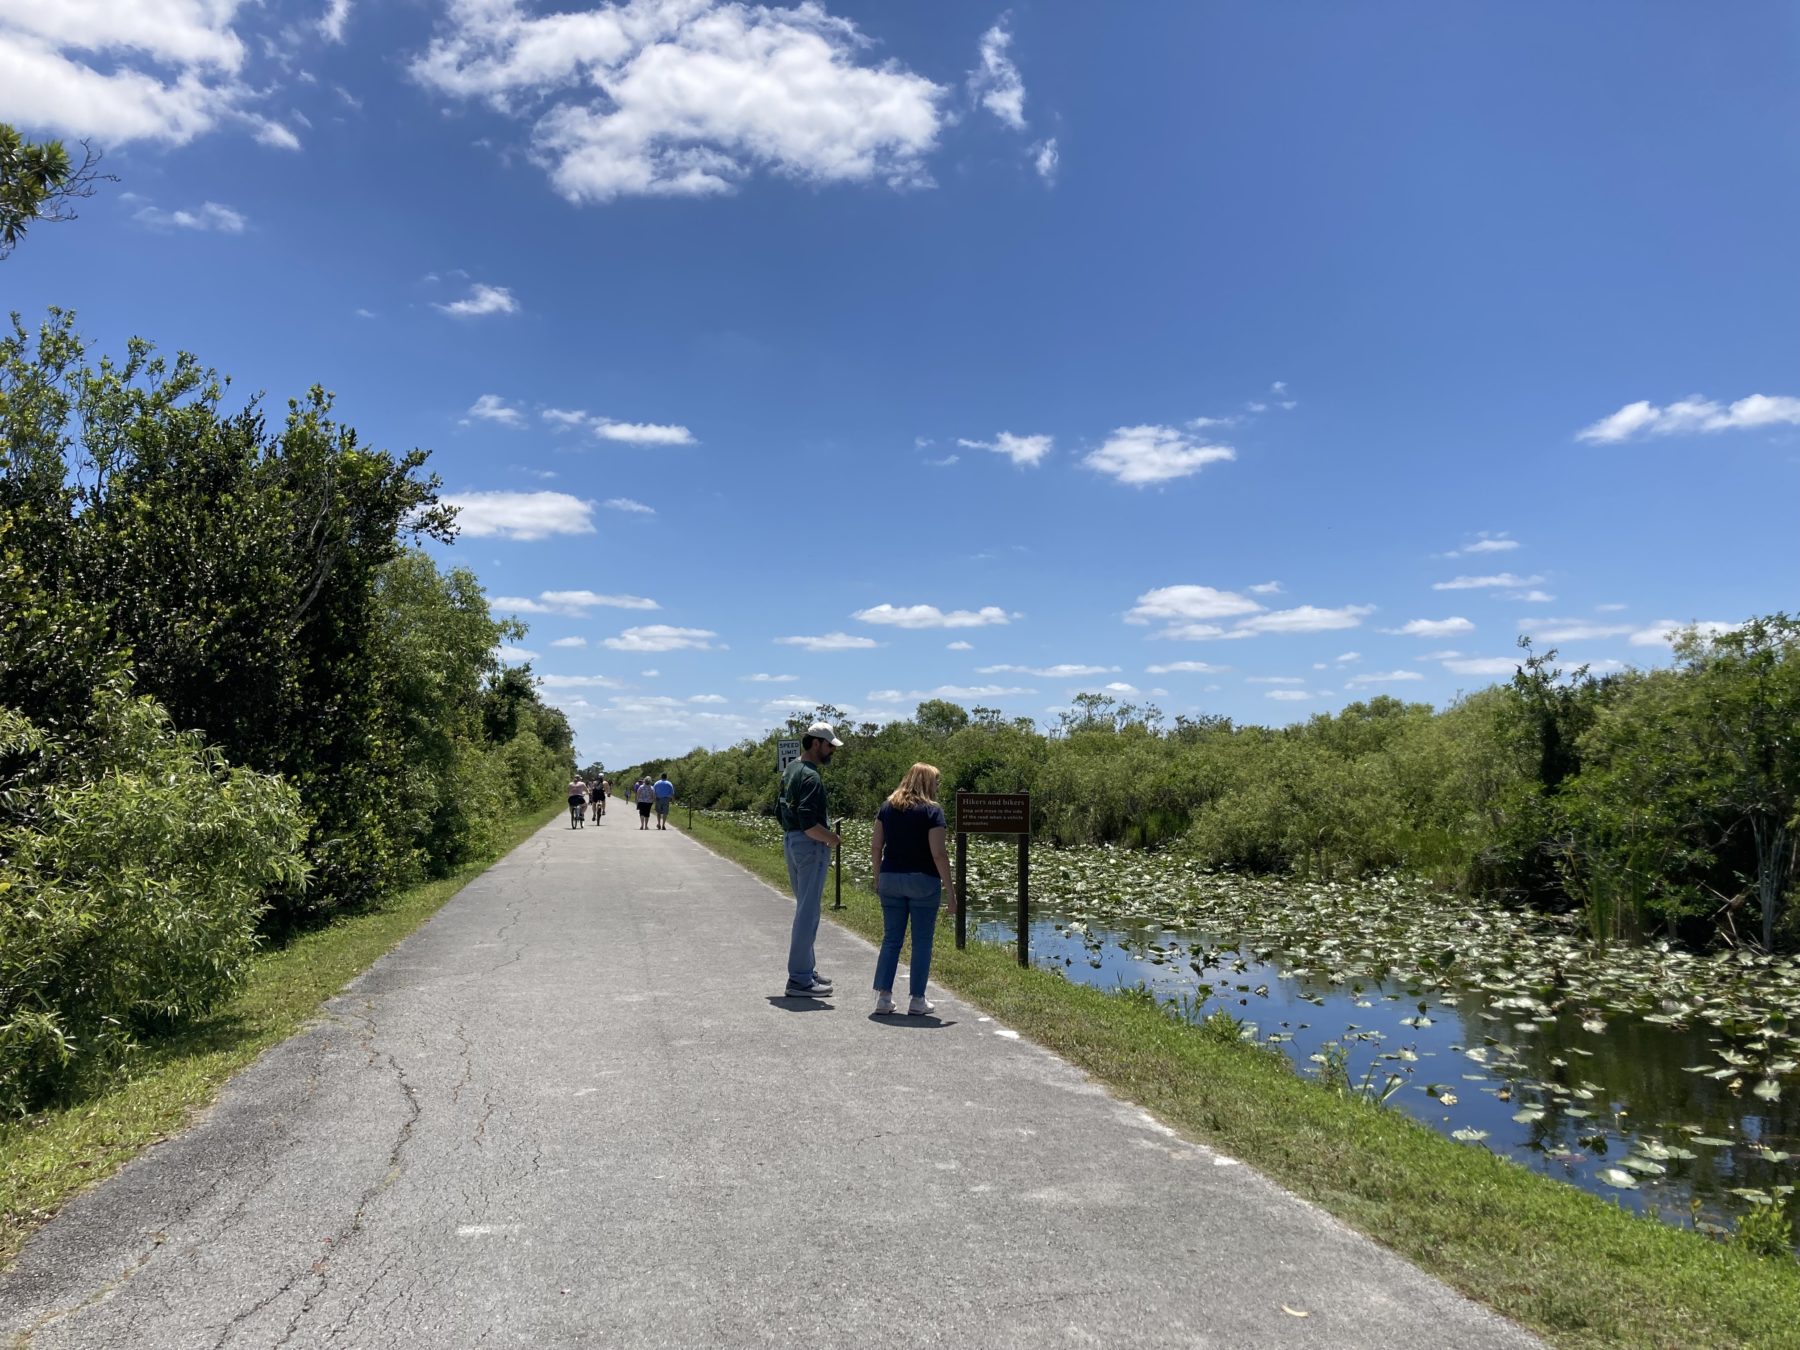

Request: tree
left=1673, top=618, right=1800, bottom=949
left=0, top=126, right=112, bottom=259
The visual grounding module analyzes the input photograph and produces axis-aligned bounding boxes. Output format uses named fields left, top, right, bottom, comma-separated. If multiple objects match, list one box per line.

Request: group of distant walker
left=634, top=773, right=675, bottom=830
left=778, top=721, right=956, bottom=1017
left=564, top=772, right=677, bottom=831
left=565, top=775, right=610, bottom=828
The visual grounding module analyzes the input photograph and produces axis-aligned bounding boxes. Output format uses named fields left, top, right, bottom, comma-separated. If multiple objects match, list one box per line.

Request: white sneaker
left=873, top=993, right=896, bottom=1015
left=907, top=996, right=935, bottom=1016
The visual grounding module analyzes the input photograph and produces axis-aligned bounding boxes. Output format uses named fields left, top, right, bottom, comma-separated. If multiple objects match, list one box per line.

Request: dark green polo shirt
left=777, top=758, right=828, bottom=833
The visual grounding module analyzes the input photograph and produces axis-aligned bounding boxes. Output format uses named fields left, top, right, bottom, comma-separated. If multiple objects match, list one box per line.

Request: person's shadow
left=868, top=1013, right=954, bottom=1029
left=765, top=995, right=834, bottom=1012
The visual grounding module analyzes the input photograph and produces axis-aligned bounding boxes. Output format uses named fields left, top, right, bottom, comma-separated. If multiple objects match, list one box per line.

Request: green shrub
left=0, top=689, right=306, bottom=1113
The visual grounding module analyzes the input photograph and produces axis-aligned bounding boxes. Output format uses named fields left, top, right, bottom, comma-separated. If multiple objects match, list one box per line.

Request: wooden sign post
left=953, top=791, right=1032, bottom=967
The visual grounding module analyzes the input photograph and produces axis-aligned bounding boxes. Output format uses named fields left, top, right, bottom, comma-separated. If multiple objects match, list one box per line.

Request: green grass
left=677, top=812, right=1800, bottom=1350
left=0, top=803, right=560, bottom=1270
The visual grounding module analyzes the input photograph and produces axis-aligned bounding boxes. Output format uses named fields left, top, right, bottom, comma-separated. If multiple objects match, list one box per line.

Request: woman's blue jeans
left=874, top=872, right=942, bottom=998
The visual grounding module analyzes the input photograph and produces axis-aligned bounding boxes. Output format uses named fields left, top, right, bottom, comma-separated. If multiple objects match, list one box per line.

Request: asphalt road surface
left=1, top=815, right=1542, bottom=1348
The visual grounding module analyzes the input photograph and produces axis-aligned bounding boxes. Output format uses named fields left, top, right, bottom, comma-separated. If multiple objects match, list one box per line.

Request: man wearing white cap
left=777, top=720, right=843, bottom=997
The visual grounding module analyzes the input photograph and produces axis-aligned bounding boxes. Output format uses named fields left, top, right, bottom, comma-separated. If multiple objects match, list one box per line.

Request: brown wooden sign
left=956, top=791, right=1030, bottom=835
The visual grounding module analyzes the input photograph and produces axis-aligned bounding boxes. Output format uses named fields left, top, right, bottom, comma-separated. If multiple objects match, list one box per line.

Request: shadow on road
left=868, top=1015, right=954, bottom=1029
left=765, top=996, right=834, bottom=1012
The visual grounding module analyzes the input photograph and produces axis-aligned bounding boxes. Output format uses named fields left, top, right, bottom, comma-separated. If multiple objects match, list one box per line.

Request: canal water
left=965, top=901, right=1798, bottom=1239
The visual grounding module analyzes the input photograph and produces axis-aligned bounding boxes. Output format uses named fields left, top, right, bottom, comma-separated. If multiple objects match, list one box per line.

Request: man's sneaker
left=907, top=996, right=935, bottom=1016
left=807, top=974, right=833, bottom=993
left=873, top=993, right=896, bottom=1015
left=785, top=980, right=830, bottom=998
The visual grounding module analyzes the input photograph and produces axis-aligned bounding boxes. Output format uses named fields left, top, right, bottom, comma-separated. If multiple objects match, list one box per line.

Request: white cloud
left=1101, top=682, right=1139, bottom=695
left=1628, top=619, right=1737, bottom=647
left=1246, top=676, right=1305, bottom=685
left=946, top=640, right=973, bottom=651
left=1577, top=394, right=1800, bottom=444
left=465, top=393, right=525, bottom=427
left=926, top=454, right=960, bottom=468
left=1432, top=572, right=1543, bottom=591
left=1247, top=580, right=1283, bottom=595
left=495, top=644, right=539, bottom=663
left=1441, top=531, right=1518, bottom=558
left=1144, top=661, right=1228, bottom=675
left=604, top=497, right=655, bottom=514
left=1234, top=604, right=1374, bottom=635
left=1083, top=425, right=1235, bottom=486
left=550, top=636, right=588, bottom=648
left=1030, top=137, right=1058, bottom=183
left=1383, top=617, right=1474, bottom=638
left=969, top=18, right=1026, bottom=130
left=930, top=684, right=1031, bottom=699
left=958, top=432, right=1052, bottom=467
left=1265, top=689, right=1313, bottom=701
left=435, top=282, right=519, bottom=317
left=538, top=673, right=624, bottom=689
left=320, top=0, right=352, bottom=43
left=742, top=673, right=798, bottom=683
left=1595, top=602, right=1629, bottom=613
left=1507, top=590, right=1556, bottom=603
left=412, top=0, right=945, bottom=204
left=1345, top=670, right=1424, bottom=686
left=354, top=307, right=378, bottom=319
left=853, top=604, right=1012, bottom=630
left=688, top=694, right=728, bottom=704
left=978, top=663, right=1118, bottom=678
left=593, top=419, right=695, bottom=446
left=1336, top=651, right=1361, bottom=664
left=1126, top=585, right=1263, bottom=624
left=0, top=0, right=275, bottom=148
left=641, top=670, right=659, bottom=678
left=542, top=407, right=589, bottom=429
left=873, top=683, right=1034, bottom=703
left=490, top=589, right=658, bottom=616
left=132, top=201, right=247, bottom=233
left=1523, top=619, right=1636, bottom=643
left=443, top=490, right=594, bottom=540
left=1442, top=656, right=1520, bottom=677
left=603, top=625, right=719, bottom=653
left=775, top=632, right=879, bottom=651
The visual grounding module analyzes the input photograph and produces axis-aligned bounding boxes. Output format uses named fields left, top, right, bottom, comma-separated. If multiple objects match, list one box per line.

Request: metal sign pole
left=954, top=829, right=968, bottom=950
left=831, top=816, right=844, bottom=911
left=1017, top=831, right=1029, bottom=968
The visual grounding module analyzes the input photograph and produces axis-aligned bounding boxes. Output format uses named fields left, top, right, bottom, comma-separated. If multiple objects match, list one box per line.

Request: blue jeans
left=784, top=832, right=831, bottom=984
left=874, top=872, right=942, bottom=998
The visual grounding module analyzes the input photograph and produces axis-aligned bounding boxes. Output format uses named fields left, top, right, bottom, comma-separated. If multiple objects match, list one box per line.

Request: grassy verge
left=0, top=803, right=560, bottom=1269
left=677, top=812, right=1800, bottom=1350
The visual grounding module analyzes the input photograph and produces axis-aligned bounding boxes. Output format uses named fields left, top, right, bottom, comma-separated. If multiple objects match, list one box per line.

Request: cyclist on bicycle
left=590, top=778, right=608, bottom=823
left=567, top=775, right=588, bottom=829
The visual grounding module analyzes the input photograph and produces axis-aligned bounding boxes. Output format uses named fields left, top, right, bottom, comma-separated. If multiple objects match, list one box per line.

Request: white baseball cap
left=805, top=720, right=845, bottom=746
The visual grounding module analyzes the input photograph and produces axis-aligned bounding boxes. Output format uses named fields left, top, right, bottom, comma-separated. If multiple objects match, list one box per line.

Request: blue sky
left=7, top=1, right=1799, bottom=767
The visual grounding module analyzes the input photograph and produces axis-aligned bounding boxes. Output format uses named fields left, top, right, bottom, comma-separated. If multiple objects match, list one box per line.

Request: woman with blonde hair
left=869, top=762, right=956, bottom=1016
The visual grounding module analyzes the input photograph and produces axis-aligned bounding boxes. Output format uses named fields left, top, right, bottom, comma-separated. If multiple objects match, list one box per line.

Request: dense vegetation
left=624, top=620, right=1799, bottom=953
left=0, top=309, right=574, bottom=1114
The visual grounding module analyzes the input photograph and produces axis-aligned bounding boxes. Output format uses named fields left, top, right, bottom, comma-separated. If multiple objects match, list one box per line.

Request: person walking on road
left=870, top=762, right=956, bottom=1016
left=653, top=772, right=674, bottom=829
left=635, top=777, right=655, bottom=830
left=567, top=775, right=588, bottom=829
left=778, top=721, right=842, bottom=998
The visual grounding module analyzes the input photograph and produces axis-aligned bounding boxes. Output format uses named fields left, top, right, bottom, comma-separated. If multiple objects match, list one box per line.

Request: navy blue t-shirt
left=876, top=801, right=948, bottom=877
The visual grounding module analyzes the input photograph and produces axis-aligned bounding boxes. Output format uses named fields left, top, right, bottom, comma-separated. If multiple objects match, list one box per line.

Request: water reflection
left=967, top=904, right=1799, bottom=1240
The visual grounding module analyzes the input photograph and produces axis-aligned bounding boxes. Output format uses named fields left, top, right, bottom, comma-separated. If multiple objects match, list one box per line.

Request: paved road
left=1, top=816, right=1541, bottom=1349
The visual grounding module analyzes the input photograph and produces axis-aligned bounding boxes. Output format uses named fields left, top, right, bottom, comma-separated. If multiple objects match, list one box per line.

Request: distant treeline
left=0, top=311, right=572, bottom=1112
left=625, top=620, right=1799, bottom=953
